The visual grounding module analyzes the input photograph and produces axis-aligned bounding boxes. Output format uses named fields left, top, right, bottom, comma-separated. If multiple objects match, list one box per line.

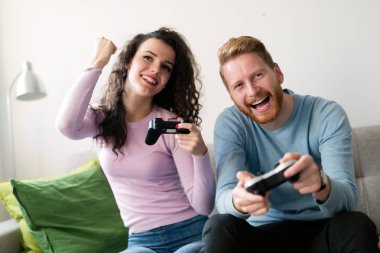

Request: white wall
left=1, top=0, right=380, bottom=180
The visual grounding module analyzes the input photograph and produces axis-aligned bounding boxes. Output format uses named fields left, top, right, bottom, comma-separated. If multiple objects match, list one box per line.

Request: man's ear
left=274, top=63, right=284, bottom=84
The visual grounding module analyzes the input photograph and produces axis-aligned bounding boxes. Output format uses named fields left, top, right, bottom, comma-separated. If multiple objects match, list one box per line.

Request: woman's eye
left=143, top=55, right=153, bottom=62
left=162, top=65, right=172, bottom=73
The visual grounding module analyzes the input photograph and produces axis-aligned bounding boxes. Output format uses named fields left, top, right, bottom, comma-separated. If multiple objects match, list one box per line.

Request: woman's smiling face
left=125, top=38, right=175, bottom=98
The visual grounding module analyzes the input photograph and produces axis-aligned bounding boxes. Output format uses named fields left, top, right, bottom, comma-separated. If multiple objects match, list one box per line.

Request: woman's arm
left=173, top=124, right=216, bottom=215
left=55, top=37, right=117, bottom=140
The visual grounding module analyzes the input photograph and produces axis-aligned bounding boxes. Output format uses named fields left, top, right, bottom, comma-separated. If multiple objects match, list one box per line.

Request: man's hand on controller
left=175, top=121, right=207, bottom=156
left=281, top=153, right=330, bottom=202
left=232, top=171, right=271, bottom=216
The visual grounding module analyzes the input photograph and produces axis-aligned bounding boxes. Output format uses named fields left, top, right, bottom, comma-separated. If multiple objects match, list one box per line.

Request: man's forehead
left=222, top=53, right=265, bottom=83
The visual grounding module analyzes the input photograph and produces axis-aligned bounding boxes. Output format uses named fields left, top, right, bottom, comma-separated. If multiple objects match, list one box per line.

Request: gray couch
left=1, top=125, right=379, bottom=252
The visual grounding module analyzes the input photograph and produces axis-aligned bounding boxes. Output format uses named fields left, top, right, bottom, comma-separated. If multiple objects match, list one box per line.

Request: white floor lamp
left=6, top=60, right=47, bottom=179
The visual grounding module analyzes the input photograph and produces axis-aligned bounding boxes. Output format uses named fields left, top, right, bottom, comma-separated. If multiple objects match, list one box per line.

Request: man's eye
left=233, top=83, right=243, bottom=90
left=254, top=72, right=263, bottom=81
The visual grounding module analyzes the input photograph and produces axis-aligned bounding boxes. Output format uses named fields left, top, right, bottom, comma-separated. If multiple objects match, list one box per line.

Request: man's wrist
left=316, top=169, right=328, bottom=193
left=312, top=169, right=330, bottom=204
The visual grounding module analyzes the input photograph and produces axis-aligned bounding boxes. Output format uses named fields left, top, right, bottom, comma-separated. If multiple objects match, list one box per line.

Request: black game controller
left=244, top=159, right=299, bottom=195
left=145, top=118, right=190, bottom=145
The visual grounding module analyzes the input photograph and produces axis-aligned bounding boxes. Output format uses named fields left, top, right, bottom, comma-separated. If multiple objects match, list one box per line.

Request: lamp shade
left=15, top=61, right=46, bottom=101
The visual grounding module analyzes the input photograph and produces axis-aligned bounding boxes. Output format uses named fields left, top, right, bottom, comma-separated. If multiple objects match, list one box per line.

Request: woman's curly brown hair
left=92, top=27, right=202, bottom=155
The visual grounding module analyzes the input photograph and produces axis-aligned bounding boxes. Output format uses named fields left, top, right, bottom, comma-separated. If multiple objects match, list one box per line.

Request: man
left=201, top=36, right=379, bottom=252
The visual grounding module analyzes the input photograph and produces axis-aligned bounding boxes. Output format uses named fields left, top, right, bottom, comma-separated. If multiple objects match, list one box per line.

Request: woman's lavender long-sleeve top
left=56, top=69, right=216, bottom=233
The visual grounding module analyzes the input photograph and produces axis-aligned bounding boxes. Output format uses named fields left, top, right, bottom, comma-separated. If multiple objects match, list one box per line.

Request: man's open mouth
left=251, top=96, right=270, bottom=110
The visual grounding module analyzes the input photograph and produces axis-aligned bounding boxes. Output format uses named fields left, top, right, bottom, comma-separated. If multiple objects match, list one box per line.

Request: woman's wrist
left=89, top=59, right=107, bottom=69
left=84, top=66, right=101, bottom=71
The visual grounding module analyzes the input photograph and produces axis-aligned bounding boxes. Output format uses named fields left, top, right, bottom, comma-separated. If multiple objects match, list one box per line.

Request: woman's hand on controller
left=175, top=123, right=208, bottom=156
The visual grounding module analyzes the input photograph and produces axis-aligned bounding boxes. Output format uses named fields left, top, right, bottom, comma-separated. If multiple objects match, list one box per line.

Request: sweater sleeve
left=55, top=69, right=102, bottom=140
left=171, top=142, right=216, bottom=216
left=313, top=100, right=358, bottom=214
left=213, top=108, right=251, bottom=219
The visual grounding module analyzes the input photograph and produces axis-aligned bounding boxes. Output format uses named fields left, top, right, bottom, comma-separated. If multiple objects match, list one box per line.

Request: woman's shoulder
left=155, top=106, right=177, bottom=119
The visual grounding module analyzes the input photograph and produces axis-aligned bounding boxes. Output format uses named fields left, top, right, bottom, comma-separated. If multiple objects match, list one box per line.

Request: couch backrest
left=352, top=125, right=380, bottom=234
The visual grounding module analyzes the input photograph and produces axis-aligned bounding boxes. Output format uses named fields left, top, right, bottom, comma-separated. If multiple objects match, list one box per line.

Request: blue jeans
left=120, top=215, right=208, bottom=253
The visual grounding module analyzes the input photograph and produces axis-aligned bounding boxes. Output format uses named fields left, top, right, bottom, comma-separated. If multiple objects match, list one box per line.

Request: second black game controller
left=145, top=117, right=190, bottom=145
left=244, top=159, right=299, bottom=195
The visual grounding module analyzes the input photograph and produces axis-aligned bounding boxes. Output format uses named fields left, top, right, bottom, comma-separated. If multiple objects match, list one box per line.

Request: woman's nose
left=150, top=63, right=160, bottom=76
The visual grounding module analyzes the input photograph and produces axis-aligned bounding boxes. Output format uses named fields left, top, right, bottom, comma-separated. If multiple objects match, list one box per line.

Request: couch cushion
left=352, top=125, right=380, bottom=235
left=0, top=180, right=43, bottom=252
left=0, top=219, right=21, bottom=253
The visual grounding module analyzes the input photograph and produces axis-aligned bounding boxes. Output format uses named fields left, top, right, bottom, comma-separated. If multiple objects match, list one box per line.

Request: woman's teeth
left=142, top=75, right=157, bottom=85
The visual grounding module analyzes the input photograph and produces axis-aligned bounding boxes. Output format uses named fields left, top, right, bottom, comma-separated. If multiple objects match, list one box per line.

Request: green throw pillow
left=11, top=165, right=128, bottom=253
left=0, top=158, right=102, bottom=253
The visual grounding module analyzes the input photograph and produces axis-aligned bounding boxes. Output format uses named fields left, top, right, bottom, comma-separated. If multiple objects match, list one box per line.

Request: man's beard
left=236, top=88, right=284, bottom=124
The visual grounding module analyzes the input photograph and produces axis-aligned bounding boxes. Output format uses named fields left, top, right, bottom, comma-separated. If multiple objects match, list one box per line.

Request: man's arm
left=312, top=100, right=358, bottom=213
left=214, top=108, right=251, bottom=219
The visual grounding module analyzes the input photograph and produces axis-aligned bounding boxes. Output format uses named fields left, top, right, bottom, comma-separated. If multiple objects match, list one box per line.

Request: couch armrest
left=0, top=219, right=21, bottom=253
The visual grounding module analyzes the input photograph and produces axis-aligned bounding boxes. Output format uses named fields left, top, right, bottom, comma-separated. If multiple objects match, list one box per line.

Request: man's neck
left=261, top=93, right=294, bottom=131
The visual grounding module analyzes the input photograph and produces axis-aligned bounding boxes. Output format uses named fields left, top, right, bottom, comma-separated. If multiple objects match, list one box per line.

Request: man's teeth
left=252, top=96, right=267, bottom=106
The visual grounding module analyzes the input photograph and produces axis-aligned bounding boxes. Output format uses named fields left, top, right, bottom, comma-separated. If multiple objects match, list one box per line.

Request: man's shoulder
left=217, top=105, right=247, bottom=121
left=295, top=93, right=350, bottom=132
left=214, top=106, right=260, bottom=143
left=296, top=93, right=343, bottom=114
left=215, top=106, right=253, bottom=129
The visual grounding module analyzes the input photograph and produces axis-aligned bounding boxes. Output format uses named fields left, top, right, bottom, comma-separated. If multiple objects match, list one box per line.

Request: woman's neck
left=123, top=93, right=153, bottom=122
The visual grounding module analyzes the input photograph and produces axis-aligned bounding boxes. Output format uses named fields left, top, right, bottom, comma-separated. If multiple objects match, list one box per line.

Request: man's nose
left=247, top=82, right=259, bottom=96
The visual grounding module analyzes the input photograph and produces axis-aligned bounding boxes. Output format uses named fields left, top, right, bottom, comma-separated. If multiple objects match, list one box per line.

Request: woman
left=56, top=27, right=215, bottom=253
